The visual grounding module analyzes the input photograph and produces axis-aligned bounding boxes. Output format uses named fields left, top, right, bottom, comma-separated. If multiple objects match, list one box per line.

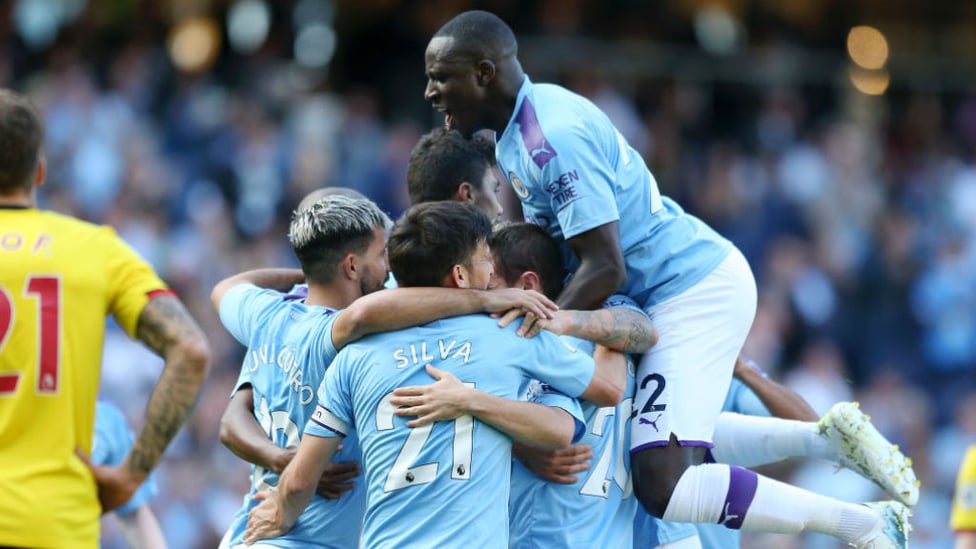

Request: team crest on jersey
left=509, top=171, right=530, bottom=198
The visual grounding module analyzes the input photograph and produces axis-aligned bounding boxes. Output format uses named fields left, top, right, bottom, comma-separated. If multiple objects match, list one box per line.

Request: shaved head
left=433, top=10, right=517, bottom=62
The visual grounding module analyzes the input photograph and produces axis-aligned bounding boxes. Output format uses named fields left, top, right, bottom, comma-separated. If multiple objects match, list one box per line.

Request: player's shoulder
left=531, top=83, right=596, bottom=120
left=40, top=209, right=117, bottom=234
left=962, top=444, right=976, bottom=476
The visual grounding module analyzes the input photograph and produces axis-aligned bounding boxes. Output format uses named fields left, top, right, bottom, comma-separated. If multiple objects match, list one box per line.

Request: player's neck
left=305, top=282, right=359, bottom=310
left=0, top=191, right=34, bottom=208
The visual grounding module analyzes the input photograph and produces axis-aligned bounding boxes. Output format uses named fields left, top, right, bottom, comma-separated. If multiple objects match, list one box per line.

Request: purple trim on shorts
left=630, top=439, right=715, bottom=454
left=719, top=466, right=758, bottom=530
left=514, top=99, right=557, bottom=169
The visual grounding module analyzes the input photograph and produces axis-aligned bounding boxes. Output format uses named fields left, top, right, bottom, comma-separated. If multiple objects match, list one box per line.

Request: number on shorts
left=376, top=384, right=475, bottom=492
left=0, top=277, right=62, bottom=396
left=580, top=398, right=634, bottom=498
left=638, top=373, right=666, bottom=414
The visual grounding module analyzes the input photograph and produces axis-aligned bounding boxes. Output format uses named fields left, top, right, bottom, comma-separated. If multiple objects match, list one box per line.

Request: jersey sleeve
left=602, top=294, right=644, bottom=314
left=99, top=226, right=171, bottom=337
left=218, top=284, right=287, bottom=345
left=724, top=378, right=771, bottom=417
left=539, top=123, right=620, bottom=240
left=522, top=379, right=586, bottom=443
left=952, top=445, right=976, bottom=532
left=521, top=327, right=595, bottom=399
left=305, top=354, right=353, bottom=439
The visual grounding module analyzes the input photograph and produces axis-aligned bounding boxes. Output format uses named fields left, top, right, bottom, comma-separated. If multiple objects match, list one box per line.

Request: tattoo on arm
left=131, top=295, right=209, bottom=477
left=565, top=309, right=653, bottom=353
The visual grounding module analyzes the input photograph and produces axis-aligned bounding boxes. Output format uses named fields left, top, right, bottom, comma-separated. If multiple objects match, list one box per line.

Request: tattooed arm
left=532, top=307, right=658, bottom=354
left=87, top=295, right=210, bottom=512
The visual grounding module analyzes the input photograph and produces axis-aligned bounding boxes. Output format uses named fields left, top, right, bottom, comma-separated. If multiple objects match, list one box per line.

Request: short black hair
left=406, top=128, right=494, bottom=204
left=0, top=90, right=43, bottom=193
left=388, top=201, right=493, bottom=287
left=433, top=10, right=517, bottom=61
left=489, top=223, right=566, bottom=299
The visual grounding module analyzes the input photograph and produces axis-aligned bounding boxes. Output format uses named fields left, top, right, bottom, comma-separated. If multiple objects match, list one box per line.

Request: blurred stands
left=2, top=1, right=973, bottom=547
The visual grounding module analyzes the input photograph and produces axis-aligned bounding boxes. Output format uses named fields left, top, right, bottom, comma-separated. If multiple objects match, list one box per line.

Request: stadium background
left=3, top=0, right=974, bottom=546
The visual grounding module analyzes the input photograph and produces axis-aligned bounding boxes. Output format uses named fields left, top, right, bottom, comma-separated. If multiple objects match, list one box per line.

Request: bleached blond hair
left=289, top=194, right=392, bottom=283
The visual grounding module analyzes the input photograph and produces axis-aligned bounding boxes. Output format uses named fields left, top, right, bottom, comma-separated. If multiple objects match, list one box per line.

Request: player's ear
left=455, top=182, right=474, bottom=204
left=34, top=157, right=46, bottom=188
left=519, top=271, right=542, bottom=293
left=341, top=253, right=359, bottom=280
left=448, top=263, right=470, bottom=289
left=476, top=60, right=496, bottom=86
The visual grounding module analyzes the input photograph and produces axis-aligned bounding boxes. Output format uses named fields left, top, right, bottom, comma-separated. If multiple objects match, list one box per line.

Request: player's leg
left=631, top=249, right=910, bottom=546
left=711, top=404, right=919, bottom=506
left=631, top=248, right=753, bottom=517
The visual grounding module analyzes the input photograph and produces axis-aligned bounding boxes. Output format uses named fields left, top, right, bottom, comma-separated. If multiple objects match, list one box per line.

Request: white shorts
left=630, top=247, right=757, bottom=452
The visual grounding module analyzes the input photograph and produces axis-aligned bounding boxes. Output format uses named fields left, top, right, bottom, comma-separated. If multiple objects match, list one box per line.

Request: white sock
left=662, top=463, right=880, bottom=542
left=710, top=412, right=833, bottom=467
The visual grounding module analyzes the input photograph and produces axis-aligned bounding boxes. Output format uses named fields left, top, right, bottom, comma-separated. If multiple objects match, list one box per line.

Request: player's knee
left=633, top=474, right=676, bottom=517
left=632, top=444, right=704, bottom=517
left=632, top=457, right=682, bottom=517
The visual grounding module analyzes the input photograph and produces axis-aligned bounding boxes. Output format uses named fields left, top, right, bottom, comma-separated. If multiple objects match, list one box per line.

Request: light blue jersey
left=306, top=314, right=594, bottom=549
left=220, top=284, right=365, bottom=549
left=92, top=401, right=157, bottom=516
left=634, top=376, right=772, bottom=548
left=495, top=76, right=732, bottom=308
left=510, top=296, right=643, bottom=548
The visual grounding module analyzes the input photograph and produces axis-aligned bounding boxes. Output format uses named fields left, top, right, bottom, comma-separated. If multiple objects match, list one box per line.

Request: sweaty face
left=358, top=226, right=391, bottom=296
left=424, top=37, right=486, bottom=137
left=470, top=166, right=504, bottom=220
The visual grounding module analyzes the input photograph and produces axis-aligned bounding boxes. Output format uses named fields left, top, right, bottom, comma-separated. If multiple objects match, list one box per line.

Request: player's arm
left=219, top=387, right=295, bottom=474
left=578, top=344, right=627, bottom=407
left=245, top=435, right=342, bottom=544
left=518, top=307, right=657, bottom=353
left=733, top=357, right=817, bottom=421
left=512, top=442, right=593, bottom=484
left=89, top=295, right=210, bottom=512
left=330, top=287, right=558, bottom=349
left=116, top=504, right=167, bottom=549
left=210, top=268, right=305, bottom=312
left=391, top=365, right=576, bottom=449
left=558, top=222, right=626, bottom=310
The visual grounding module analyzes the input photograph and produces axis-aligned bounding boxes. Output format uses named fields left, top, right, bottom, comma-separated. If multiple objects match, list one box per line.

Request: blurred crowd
left=2, top=1, right=974, bottom=547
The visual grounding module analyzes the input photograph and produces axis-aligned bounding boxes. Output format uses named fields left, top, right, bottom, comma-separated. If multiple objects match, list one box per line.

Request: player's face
left=461, top=239, right=493, bottom=290
left=470, top=166, right=503, bottom=220
left=358, top=226, right=390, bottom=296
left=424, top=37, right=487, bottom=137
left=487, top=253, right=510, bottom=290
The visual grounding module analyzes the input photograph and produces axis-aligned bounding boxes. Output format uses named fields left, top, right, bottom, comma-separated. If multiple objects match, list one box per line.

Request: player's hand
left=498, top=308, right=572, bottom=339
left=272, top=446, right=298, bottom=474
left=512, top=441, right=592, bottom=484
left=391, top=365, right=473, bottom=426
left=244, top=488, right=289, bottom=544
left=487, top=288, right=557, bottom=323
left=316, top=461, right=360, bottom=499
left=77, top=448, right=142, bottom=514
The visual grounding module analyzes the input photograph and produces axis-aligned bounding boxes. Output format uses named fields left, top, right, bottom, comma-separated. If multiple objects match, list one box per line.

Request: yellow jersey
left=953, top=445, right=976, bottom=534
left=0, top=206, right=169, bottom=548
